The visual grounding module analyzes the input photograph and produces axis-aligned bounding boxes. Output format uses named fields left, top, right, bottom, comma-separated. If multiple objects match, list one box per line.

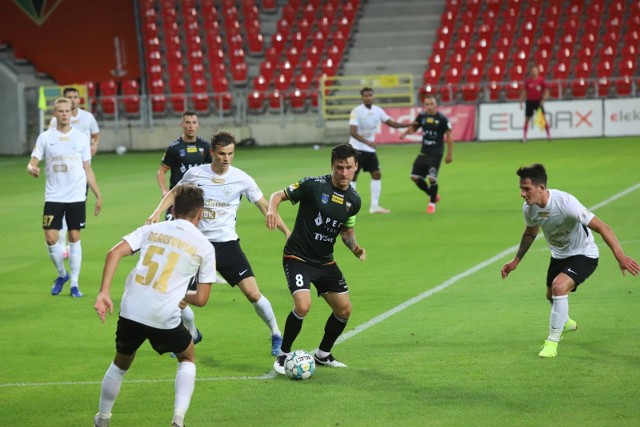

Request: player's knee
left=410, top=176, right=419, bottom=183
left=428, top=176, right=438, bottom=185
left=294, top=301, right=311, bottom=317
left=371, top=171, right=381, bottom=180
left=334, top=302, right=352, bottom=319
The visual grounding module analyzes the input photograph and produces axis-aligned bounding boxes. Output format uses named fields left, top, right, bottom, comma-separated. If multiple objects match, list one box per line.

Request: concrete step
left=352, top=29, right=436, bottom=49
left=356, top=15, right=441, bottom=33
left=363, top=0, right=444, bottom=18
left=347, top=45, right=430, bottom=63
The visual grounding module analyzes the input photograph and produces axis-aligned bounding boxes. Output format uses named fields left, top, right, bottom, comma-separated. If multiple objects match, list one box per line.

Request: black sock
left=415, top=179, right=431, bottom=195
left=281, top=310, right=304, bottom=354
left=430, top=184, right=439, bottom=203
left=319, top=313, right=348, bottom=353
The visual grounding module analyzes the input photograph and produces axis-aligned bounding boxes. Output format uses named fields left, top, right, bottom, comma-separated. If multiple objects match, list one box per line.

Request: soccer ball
left=115, top=145, right=127, bottom=155
left=284, top=350, right=315, bottom=380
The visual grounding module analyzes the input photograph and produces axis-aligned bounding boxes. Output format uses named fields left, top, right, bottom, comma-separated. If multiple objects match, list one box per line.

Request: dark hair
left=360, top=87, right=374, bottom=96
left=182, top=110, right=198, bottom=119
left=331, top=143, right=358, bottom=164
left=173, top=184, right=204, bottom=218
left=517, top=163, right=547, bottom=186
left=63, top=87, right=79, bottom=96
left=211, top=131, right=236, bottom=150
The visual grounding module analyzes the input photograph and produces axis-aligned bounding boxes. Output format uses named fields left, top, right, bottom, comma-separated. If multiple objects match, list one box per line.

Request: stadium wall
left=0, top=63, right=27, bottom=155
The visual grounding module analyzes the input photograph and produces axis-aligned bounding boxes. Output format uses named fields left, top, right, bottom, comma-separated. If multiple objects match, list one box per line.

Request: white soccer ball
left=284, top=350, right=315, bottom=380
left=115, top=145, right=127, bottom=155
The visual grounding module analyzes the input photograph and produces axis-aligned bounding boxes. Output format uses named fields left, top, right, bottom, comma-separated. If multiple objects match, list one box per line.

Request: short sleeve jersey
left=50, top=108, right=99, bottom=137
left=523, top=189, right=599, bottom=259
left=120, top=219, right=217, bottom=329
left=412, top=111, right=452, bottom=155
left=524, top=77, right=547, bottom=101
left=283, top=175, right=361, bottom=265
left=348, top=104, right=390, bottom=153
left=177, top=164, right=263, bottom=242
left=31, top=128, right=91, bottom=202
left=161, top=137, right=212, bottom=189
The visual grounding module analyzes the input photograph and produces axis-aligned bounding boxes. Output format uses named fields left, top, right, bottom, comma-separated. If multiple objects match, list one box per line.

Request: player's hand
left=399, top=132, right=406, bottom=140
left=445, top=154, right=452, bottom=164
left=95, top=293, right=113, bottom=323
left=353, top=245, right=366, bottom=261
left=501, top=259, right=519, bottom=279
left=618, top=255, right=640, bottom=276
left=27, top=165, right=40, bottom=178
left=265, top=209, right=278, bottom=230
left=146, top=211, right=161, bottom=225
left=94, top=197, right=102, bottom=216
left=90, top=144, right=98, bottom=157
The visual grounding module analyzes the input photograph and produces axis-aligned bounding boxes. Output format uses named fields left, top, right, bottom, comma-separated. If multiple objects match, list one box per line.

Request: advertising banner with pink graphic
left=376, top=105, right=477, bottom=143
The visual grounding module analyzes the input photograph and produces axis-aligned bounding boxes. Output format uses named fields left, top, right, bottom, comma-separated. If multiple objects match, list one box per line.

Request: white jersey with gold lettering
left=120, top=219, right=216, bottom=329
left=177, top=164, right=263, bottom=242
left=31, top=128, right=91, bottom=202
left=523, top=189, right=599, bottom=259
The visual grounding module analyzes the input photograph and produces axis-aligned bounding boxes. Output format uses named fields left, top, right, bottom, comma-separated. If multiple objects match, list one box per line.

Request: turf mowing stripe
left=2, top=183, right=637, bottom=388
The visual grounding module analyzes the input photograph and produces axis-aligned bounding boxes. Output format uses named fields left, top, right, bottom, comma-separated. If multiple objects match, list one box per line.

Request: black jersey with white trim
left=161, top=137, right=212, bottom=189
left=413, top=111, right=451, bottom=155
left=283, top=175, right=361, bottom=265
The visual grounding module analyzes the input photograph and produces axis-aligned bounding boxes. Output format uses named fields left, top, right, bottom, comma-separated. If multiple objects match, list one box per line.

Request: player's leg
left=425, top=158, right=443, bottom=212
left=315, top=292, right=351, bottom=368
left=411, top=155, right=431, bottom=196
left=58, top=214, right=69, bottom=258
left=43, top=202, right=68, bottom=295
left=523, top=101, right=535, bottom=143
left=368, top=153, right=389, bottom=213
left=540, top=105, right=551, bottom=139
left=237, top=277, right=282, bottom=349
left=66, top=202, right=87, bottom=297
left=95, top=317, right=144, bottom=427
left=173, top=344, right=196, bottom=427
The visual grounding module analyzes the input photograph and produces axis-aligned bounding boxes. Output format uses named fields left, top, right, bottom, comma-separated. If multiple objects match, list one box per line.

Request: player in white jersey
left=147, top=131, right=291, bottom=356
left=49, top=87, right=100, bottom=257
left=27, top=98, right=102, bottom=297
left=94, top=184, right=215, bottom=427
left=348, top=87, right=412, bottom=214
left=501, top=163, right=639, bottom=358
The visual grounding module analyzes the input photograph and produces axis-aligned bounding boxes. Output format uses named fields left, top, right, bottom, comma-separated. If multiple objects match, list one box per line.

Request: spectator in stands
left=93, top=184, right=215, bottom=427
left=519, top=65, right=551, bottom=143
left=147, top=131, right=290, bottom=357
left=27, top=97, right=102, bottom=297
left=49, top=86, right=100, bottom=258
left=501, top=163, right=639, bottom=358
left=400, top=95, right=452, bottom=214
left=348, top=87, right=412, bottom=214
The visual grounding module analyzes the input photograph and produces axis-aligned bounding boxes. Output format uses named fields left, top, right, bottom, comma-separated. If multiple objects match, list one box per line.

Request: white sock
left=47, top=243, right=67, bottom=277
left=181, top=305, right=198, bottom=339
left=252, top=295, right=281, bottom=335
left=174, top=361, right=196, bottom=426
left=350, top=181, right=357, bottom=190
left=548, top=295, right=569, bottom=342
left=370, top=179, right=382, bottom=209
left=99, top=362, right=127, bottom=416
left=58, top=217, right=68, bottom=248
left=68, top=240, right=82, bottom=284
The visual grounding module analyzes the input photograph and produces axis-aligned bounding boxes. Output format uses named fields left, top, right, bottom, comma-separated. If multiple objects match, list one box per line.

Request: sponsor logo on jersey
left=314, top=233, right=335, bottom=242
left=179, top=149, right=186, bottom=157
left=331, top=194, right=344, bottom=204
left=539, top=211, right=550, bottom=218
left=187, top=146, right=198, bottom=153
left=426, top=117, right=435, bottom=124
left=346, top=202, right=352, bottom=212
left=321, top=193, right=329, bottom=204
left=223, top=185, right=232, bottom=196
left=213, top=178, right=225, bottom=184
left=315, top=212, right=323, bottom=226
left=289, top=182, right=300, bottom=191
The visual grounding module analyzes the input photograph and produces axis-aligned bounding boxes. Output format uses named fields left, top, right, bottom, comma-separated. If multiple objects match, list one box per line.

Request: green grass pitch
left=0, top=137, right=639, bottom=426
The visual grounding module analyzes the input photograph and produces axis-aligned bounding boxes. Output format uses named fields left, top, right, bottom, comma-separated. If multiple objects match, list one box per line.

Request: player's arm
left=350, top=124, right=374, bottom=148
left=266, top=190, right=289, bottom=231
left=445, top=129, right=454, bottom=164
left=157, top=164, right=171, bottom=196
left=183, top=283, right=213, bottom=307
left=95, top=240, right=133, bottom=322
left=90, top=132, right=100, bottom=157
left=26, top=157, right=41, bottom=178
left=83, top=160, right=103, bottom=216
left=384, top=118, right=412, bottom=129
left=147, top=186, right=177, bottom=224
left=588, top=216, right=640, bottom=276
left=400, top=118, right=420, bottom=139
left=541, top=86, right=549, bottom=105
left=340, top=223, right=366, bottom=261
left=255, top=196, right=291, bottom=237
left=501, top=225, right=539, bottom=279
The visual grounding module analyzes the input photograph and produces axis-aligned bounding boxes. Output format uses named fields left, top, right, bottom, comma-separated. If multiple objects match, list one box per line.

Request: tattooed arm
left=340, top=226, right=366, bottom=261
left=501, top=225, right=539, bottom=279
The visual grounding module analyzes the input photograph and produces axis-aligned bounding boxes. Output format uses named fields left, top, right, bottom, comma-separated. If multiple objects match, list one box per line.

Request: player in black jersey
left=266, top=144, right=366, bottom=373
left=156, top=111, right=212, bottom=213
left=401, top=96, right=453, bottom=214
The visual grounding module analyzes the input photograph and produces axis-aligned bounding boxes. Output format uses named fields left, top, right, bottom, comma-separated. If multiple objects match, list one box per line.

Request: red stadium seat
left=505, top=81, right=522, bottom=100
left=295, top=73, right=312, bottom=90
left=151, top=95, right=168, bottom=115
left=259, top=60, right=275, bottom=81
left=615, top=76, right=633, bottom=96
left=268, top=90, right=283, bottom=111
left=289, top=89, right=307, bottom=112
left=253, top=74, right=269, bottom=91
left=247, top=90, right=265, bottom=113
left=461, top=83, right=479, bottom=102
left=99, top=80, right=117, bottom=115
left=570, top=78, right=589, bottom=98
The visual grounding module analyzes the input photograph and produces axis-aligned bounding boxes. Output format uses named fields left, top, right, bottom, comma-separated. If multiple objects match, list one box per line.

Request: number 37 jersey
left=120, top=219, right=216, bottom=329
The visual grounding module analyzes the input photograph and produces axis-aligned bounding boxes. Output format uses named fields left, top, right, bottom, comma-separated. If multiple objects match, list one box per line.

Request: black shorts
left=525, top=100, right=543, bottom=118
left=212, top=239, right=254, bottom=286
left=355, top=150, right=380, bottom=174
left=42, top=201, right=86, bottom=230
left=546, top=255, right=599, bottom=290
left=411, top=153, right=443, bottom=180
left=165, top=206, right=174, bottom=221
left=115, top=316, right=192, bottom=356
left=283, top=257, right=349, bottom=297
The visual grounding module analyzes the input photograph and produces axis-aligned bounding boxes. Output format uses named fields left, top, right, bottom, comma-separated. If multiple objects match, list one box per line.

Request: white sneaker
left=274, top=354, right=287, bottom=375
left=313, top=352, right=347, bottom=368
left=369, top=206, right=391, bottom=214
left=94, top=413, right=111, bottom=427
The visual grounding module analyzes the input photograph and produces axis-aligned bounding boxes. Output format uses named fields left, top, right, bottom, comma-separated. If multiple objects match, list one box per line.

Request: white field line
left=2, top=183, right=638, bottom=388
